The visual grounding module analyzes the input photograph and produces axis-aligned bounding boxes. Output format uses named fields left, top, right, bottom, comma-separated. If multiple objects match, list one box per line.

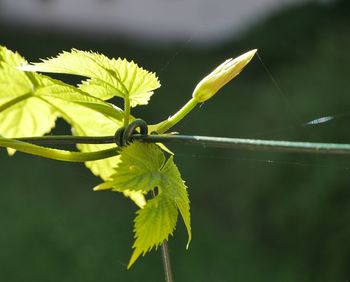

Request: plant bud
left=192, top=49, right=257, bottom=102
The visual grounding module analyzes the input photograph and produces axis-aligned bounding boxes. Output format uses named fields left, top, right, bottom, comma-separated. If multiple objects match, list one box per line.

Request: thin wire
left=254, top=53, right=350, bottom=139
left=175, top=154, right=350, bottom=171
left=14, top=134, right=350, bottom=156
left=158, top=36, right=193, bottom=75
left=256, top=51, right=302, bottom=124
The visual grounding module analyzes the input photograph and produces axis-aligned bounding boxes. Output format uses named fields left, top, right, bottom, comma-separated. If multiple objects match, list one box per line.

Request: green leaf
left=94, top=142, right=165, bottom=192
left=0, top=95, right=56, bottom=137
left=95, top=142, right=191, bottom=268
left=0, top=48, right=59, bottom=153
left=37, top=78, right=124, bottom=122
left=0, top=97, right=59, bottom=155
left=21, top=49, right=161, bottom=107
left=161, top=156, right=191, bottom=248
left=129, top=193, right=178, bottom=268
left=0, top=46, right=123, bottom=136
left=0, top=45, right=124, bottom=154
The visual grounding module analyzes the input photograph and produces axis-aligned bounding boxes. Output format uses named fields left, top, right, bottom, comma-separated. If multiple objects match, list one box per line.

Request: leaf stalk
left=0, top=137, right=119, bottom=162
left=124, top=98, right=131, bottom=126
left=155, top=97, right=198, bottom=133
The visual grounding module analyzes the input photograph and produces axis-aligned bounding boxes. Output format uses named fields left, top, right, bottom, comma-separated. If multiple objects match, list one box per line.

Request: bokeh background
left=1, top=0, right=350, bottom=281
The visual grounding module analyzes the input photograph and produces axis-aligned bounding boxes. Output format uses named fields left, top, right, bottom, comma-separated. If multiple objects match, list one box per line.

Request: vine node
left=114, top=119, right=148, bottom=147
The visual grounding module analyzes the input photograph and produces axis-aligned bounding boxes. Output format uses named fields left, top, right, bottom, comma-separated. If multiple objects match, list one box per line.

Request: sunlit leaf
left=0, top=45, right=124, bottom=153
left=129, top=193, right=178, bottom=268
left=161, top=156, right=191, bottom=248
left=0, top=47, right=59, bottom=154
left=21, top=49, right=161, bottom=107
left=94, top=142, right=165, bottom=192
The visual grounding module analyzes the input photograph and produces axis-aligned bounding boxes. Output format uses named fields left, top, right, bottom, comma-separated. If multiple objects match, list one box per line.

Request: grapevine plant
left=0, top=45, right=256, bottom=269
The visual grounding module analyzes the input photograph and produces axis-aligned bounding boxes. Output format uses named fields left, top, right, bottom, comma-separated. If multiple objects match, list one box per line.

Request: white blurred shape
left=0, top=0, right=335, bottom=45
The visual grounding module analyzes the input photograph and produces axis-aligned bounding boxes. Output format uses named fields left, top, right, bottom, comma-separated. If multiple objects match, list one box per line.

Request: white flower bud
left=192, top=49, right=257, bottom=102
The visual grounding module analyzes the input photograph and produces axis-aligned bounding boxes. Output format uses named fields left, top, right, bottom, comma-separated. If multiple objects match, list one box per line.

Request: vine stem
left=151, top=189, right=174, bottom=282
left=155, top=97, right=198, bottom=134
left=0, top=137, right=120, bottom=162
left=124, top=98, right=131, bottom=127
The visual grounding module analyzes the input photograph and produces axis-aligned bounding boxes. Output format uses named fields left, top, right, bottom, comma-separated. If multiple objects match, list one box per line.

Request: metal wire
left=134, top=135, right=350, bottom=156
left=8, top=118, right=350, bottom=156
left=13, top=133, right=350, bottom=156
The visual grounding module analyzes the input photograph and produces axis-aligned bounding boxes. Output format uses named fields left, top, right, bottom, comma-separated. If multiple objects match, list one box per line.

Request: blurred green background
left=1, top=1, right=350, bottom=281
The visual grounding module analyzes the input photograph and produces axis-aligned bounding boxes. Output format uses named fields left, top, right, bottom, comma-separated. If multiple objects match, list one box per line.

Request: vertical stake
left=151, top=189, right=174, bottom=282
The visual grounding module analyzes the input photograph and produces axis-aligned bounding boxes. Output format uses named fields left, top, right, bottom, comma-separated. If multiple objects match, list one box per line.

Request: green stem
left=0, top=137, right=119, bottom=162
left=156, top=97, right=198, bottom=133
left=124, top=98, right=131, bottom=126
left=0, top=92, right=32, bottom=112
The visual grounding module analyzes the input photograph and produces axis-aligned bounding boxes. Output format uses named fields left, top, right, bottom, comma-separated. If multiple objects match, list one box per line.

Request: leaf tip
left=127, top=249, right=142, bottom=269
left=93, top=182, right=112, bottom=191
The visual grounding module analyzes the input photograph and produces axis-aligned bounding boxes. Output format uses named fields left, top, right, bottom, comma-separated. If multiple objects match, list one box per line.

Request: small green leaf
left=94, top=142, right=166, bottom=192
left=95, top=142, right=191, bottom=268
left=21, top=49, right=161, bottom=107
left=128, top=193, right=178, bottom=268
left=161, top=156, right=191, bottom=248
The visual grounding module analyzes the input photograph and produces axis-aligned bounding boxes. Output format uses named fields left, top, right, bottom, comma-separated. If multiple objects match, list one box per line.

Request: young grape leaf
left=0, top=47, right=59, bottom=153
left=160, top=155, right=191, bottom=248
left=21, top=49, right=161, bottom=107
left=0, top=46, right=124, bottom=136
left=94, top=142, right=191, bottom=268
left=94, top=141, right=166, bottom=192
left=0, top=46, right=126, bottom=155
left=130, top=193, right=178, bottom=268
